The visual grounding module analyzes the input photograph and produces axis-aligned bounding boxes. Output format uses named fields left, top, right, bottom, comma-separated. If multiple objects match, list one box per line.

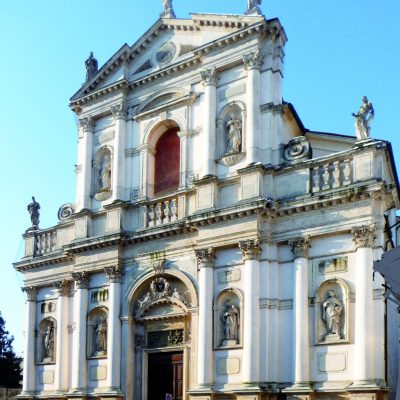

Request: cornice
left=14, top=253, right=74, bottom=272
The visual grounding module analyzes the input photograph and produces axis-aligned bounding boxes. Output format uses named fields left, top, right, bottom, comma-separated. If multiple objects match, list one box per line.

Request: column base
left=282, top=382, right=313, bottom=394
left=348, top=380, right=381, bottom=390
left=16, top=392, right=35, bottom=400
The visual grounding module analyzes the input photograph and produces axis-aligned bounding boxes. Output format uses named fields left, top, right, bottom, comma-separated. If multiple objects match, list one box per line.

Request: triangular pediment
left=70, top=13, right=270, bottom=104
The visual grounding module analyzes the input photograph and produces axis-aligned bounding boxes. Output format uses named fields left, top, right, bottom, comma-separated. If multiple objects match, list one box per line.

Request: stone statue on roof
left=247, top=0, right=262, bottom=12
left=352, top=96, right=374, bottom=141
left=161, top=0, right=176, bottom=18
left=27, top=196, right=40, bottom=229
left=85, top=52, right=98, bottom=82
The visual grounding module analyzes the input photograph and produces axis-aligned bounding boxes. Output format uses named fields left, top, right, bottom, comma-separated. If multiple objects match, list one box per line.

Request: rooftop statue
left=247, top=0, right=262, bottom=13
left=27, top=196, right=40, bottom=230
left=85, top=52, right=98, bottom=82
left=161, top=0, right=176, bottom=18
left=352, top=96, right=374, bottom=141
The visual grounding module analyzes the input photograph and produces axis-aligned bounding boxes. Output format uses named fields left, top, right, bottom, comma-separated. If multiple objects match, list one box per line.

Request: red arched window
left=154, top=128, right=180, bottom=195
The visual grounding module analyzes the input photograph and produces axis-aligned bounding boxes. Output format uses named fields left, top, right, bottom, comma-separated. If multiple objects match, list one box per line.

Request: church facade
left=15, top=2, right=400, bottom=400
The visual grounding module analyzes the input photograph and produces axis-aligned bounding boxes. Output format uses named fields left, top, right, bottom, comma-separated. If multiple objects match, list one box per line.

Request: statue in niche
left=226, top=116, right=242, bottom=155
left=94, top=317, right=107, bottom=355
left=99, top=154, right=111, bottom=191
left=27, top=196, right=40, bottom=229
left=352, top=96, right=374, bottom=141
left=222, top=301, right=240, bottom=346
left=85, top=52, right=98, bottom=82
left=322, top=290, right=343, bottom=340
left=247, top=0, right=262, bottom=10
left=42, top=322, right=55, bottom=361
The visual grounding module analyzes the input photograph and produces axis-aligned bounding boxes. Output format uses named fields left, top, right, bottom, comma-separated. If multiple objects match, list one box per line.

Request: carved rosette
left=22, top=286, right=37, bottom=301
left=195, top=248, right=216, bottom=268
left=289, top=236, right=311, bottom=259
left=104, top=266, right=122, bottom=283
left=200, top=67, right=217, bottom=86
left=351, top=224, right=376, bottom=249
left=78, top=116, right=95, bottom=133
left=111, top=101, right=127, bottom=120
left=243, top=49, right=263, bottom=70
left=239, top=239, right=261, bottom=261
left=72, top=271, right=89, bottom=289
left=54, top=280, right=72, bottom=297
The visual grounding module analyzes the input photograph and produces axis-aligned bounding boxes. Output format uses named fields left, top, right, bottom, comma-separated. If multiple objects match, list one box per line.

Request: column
left=71, top=272, right=89, bottom=393
left=200, top=67, right=217, bottom=178
left=54, top=280, right=71, bottom=393
left=21, top=287, right=37, bottom=396
left=178, top=130, right=189, bottom=189
left=111, top=101, right=127, bottom=201
left=121, top=317, right=135, bottom=400
left=239, top=240, right=261, bottom=385
left=243, top=50, right=263, bottom=165
left=288, top=236, right=312, bottom=391
left=104, top=266, right=123, bottom=392
left=351, top=225, right=376, bottom=386
left=76, top=116, right=95, bottom=212
left=195, top=248, right=216, bottom=389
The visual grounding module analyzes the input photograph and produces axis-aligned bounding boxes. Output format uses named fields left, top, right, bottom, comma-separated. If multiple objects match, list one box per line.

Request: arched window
left=154, top=127, right=180, bottom=195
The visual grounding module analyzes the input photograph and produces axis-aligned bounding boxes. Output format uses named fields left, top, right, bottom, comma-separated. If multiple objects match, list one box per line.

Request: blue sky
left=1, top=0, right=399, bottom=355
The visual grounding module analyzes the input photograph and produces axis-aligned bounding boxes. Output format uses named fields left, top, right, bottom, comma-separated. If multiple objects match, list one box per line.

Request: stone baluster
left=239, top=239, right=261, bottom=385
left=195, top=248, right=216, bottom=389
left=54, top=280, right=71, bottom=393
left=163, top=200, right=171, bottom=224
left=171, top=199, right=178, bottom=222
left=71, top=272, right=89, bottom=393
left=351, top=225, right=376, bottom=386
left=343, top=159, right=351, bottom=185
left=200, top=67, right=217, bottom=178
left=76, top=117, right=95, bottom=212
left=148, top=205, right=155, bottom=227
left=156, top=203, right=163, bottom=225
left=104, top=266, right=123, bottom=393
left=288, top=236, right=312, bottom=391
left=243, top=50, right=263, bottom=165
left=322, top=163, right=330, bottom=190
left=21, top=287, right=37, bottom=396
left=312, top=166, right=320, bottom=193
left=111, top=101, right=127, bottom=201
left=332, top=160, right=340, bottom=188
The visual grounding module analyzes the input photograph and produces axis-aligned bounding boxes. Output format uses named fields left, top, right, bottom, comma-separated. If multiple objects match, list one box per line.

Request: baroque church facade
left=15, top=2, right=400, bottom=400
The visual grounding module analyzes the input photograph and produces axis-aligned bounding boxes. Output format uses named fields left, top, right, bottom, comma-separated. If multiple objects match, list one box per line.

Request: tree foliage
left=0, top=312, right=22, bottom=387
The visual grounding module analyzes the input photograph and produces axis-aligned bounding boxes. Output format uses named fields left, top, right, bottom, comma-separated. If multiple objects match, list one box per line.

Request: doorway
left=147, top=351, right=183, bottom=400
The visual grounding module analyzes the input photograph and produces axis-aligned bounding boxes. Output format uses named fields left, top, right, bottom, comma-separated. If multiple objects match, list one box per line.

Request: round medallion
left=154, top=41, right=176, bottom=66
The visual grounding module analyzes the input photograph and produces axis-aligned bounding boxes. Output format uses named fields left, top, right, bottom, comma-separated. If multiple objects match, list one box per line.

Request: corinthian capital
left=78, top=116, right=95, bottom=132
left=200, top=67, right=217, bottom=85
left=111, top=101, right=127, bottom=120
left=239, top=239, right=261, bottom=261
left=104, top=265, right=122, bottom=283
left=351, top=224, right=376, bottom=249
left=195, top=248, right=216, bottom=268
left=72, top=271, right=89, bottom=289
left=243, top=49, right=263, bottom=70
left=22, top=286, right=37, bottom=301
left=54, top=280, right=72, bottom=297
left=289, top=236, right=311, bottom=259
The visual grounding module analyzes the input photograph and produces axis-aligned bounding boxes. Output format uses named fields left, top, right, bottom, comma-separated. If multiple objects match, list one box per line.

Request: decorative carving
left=352, top=96, right=374, bottom=141
left=200, top=67, right=217, bottom=85
left=91, top=288, right=109, bottom=303
left=243, top=49, right=263, bottom=70
left=220, top=153, right=245, bottom=166
left=41, top=302, right=56, bottom=314
left=54, top=280, right=71, bottom=297
left=171, top=288, right=188, bottom=306
left=239, top=240, right=261, bottom=261
left=27, top=196, right=40, bottom=230
left=195, top=248, right=216, bottom=268
left=318, top=257, right=348, bottom=275
left=72, top=271, right=89, bottom=289
left=283, top=136, right=312, bottom=163
left=226, top=117, right=242, bottom=155
left=57, top=203, right=75, bottom=222
left=351, top=224, right=376, bottom=249
left=94, top=317, right=107, bottom=355
left=147, top=329, right=184, bottom=348
left=152, top=259, right=166, bottom=276
left=150, top=277, right=170, bottom=299
left=222, top=301, right=240, bottom=346
left=22, top=286, right=37, bottom=301
left=289, top=236, right=311, bottom=259
left=85, top=52, right=98, bottom=82
left=322, top=290, right=343, bottom=341
left=111, top=101, right=127, bottom=120
left=78, top=116, right=95, bottom=132
left=161, top=0, right=176, bottom=18
left=167, top=329, right=183, bottom=346
left=154, top=41, right=176, bottom=65
left=104, top=266, right=122, bottom=283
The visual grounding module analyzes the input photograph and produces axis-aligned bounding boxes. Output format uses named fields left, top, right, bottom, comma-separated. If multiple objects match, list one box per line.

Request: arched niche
left=37, top=317, right=56, bottom=364
left=216, top=101, right=246, bottom=165
left=87, top=306, right=108, bottom=358
left=213, top=288, right=243, bottom=349
left=93, top=146, right=113, bottom=201
left=315, top=278, right=350, bottom=345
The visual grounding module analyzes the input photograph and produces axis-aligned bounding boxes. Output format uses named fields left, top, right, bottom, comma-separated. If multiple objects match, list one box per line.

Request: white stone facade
left=15, top=8, right=400, bottom=400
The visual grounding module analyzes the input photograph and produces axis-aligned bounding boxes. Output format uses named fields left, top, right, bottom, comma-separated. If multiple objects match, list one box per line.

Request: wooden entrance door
left=148, top=351, right=183, bottom=400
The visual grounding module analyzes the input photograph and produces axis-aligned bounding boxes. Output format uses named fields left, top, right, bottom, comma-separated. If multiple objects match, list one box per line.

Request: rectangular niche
left=317, top=256, right=348, bottom=275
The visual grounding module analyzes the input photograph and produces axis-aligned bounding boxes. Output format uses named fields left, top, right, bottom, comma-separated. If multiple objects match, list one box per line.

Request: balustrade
left=311, top=158, right=352, bottom=193
left=35, top=229, right=57, bottom=256
left=146, top=196, right=179, bottom=227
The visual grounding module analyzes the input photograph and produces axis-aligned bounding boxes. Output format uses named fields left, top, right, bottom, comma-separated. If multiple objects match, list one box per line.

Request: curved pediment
left=136, top=296, right=189, bottom=321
